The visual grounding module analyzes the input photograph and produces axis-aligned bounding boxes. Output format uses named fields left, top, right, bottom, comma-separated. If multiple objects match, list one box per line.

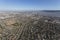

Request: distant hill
left=41, top=10, right=60, bottom=12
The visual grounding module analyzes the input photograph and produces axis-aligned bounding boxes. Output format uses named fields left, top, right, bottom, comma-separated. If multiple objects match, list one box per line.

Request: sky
left=0, top=0, right=60, bottom=10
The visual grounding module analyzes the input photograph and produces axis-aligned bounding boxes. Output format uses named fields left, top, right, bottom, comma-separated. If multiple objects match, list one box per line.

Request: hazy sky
left=0, top=0, right=60, bottom=10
